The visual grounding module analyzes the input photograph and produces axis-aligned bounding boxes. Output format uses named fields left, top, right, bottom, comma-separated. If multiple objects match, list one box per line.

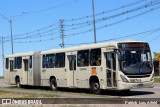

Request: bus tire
left=91, top=81, right=101, bottom=94
left=50, top=78, right=57, bottom=91
left=16, top=77, right=21, bottom=88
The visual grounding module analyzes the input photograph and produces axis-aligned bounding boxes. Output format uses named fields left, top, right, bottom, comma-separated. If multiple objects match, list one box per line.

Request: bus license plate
left=130, top=79, right=142, bottom=83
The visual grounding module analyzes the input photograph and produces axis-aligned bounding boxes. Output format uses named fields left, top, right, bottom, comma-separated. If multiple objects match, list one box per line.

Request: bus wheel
left=50, top=78, right=57, bottom=91
left=91, top=81, right=101, bottom=94
left=16, top=78, right=21, bottom=88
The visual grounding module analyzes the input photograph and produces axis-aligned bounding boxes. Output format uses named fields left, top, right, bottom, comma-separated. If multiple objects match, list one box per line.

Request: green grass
left=0, top=90, right=57, bottom=98
left=154, top=77, right=160, bottom=83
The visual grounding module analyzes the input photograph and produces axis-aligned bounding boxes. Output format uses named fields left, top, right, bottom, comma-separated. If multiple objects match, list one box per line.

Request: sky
left=0, top=0, right=160, bottom=76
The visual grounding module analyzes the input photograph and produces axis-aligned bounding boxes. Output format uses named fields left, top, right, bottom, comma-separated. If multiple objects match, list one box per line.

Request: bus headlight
left=120, top=75, right=129, bottom=83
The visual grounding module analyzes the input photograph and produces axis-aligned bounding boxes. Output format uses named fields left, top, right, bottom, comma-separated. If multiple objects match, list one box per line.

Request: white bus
left=3, top=40, right=154, bottom=94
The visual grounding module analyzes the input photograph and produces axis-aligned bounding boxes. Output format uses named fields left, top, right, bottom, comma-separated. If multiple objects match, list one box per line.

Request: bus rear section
left=3, top=52, right=41, bottom=87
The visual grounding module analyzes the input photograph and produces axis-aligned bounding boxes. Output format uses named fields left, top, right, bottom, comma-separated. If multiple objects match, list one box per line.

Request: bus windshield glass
left=118, top=43, right=153, bottom=75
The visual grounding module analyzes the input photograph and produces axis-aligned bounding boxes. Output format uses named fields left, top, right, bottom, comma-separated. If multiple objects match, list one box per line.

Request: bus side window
left=5, top=58, right=9, bottom=69
left=46, top=54, right=55, bottom=68
left=42, top=55, right=46, bottom=68
left=14, top=57, right=22, bottom=69
left=69, top=55, right=76, bottom=70
left=55, top=53, right=65, bottom=68
left=90, top=48, right=101, bottom=66
left=14, top=57, right=17, bottom=69
left=106, top=54, right=111, bottom=69
left=10, top=60, right=14, bottom=72
left=77, top=50, right=89, bottom=67
left=106, top=53, right=116, bottom=70
left=112, top=53, right=116, bottom=71
left=29, top=56, right=32, bottom=69
left=23, top=59, right=28, bottom=71
left=17, top=57, right=22, bottom=69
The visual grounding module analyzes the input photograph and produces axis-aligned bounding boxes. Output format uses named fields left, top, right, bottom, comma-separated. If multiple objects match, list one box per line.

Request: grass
left=0, top=76, right=3, bottom=79
left=0, top=90, right=57, bottom=98
left=154, top=77, right=160, bottom=83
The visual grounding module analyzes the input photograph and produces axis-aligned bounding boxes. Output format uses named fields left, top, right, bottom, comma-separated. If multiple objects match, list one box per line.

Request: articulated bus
left=3, top=41, right=154, bottom=94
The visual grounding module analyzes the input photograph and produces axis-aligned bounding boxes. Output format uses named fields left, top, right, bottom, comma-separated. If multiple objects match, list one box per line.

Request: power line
left=0, top=13, right=10, bottom=22
left=65, top=0, right=160, bottom=31
left=15, top=28, right=59, bottom=40
left=2, top=0, right=160, bottom=46
left=4, top=30, right=60, bottom=42
left=4, top=21, right=59, bottom=39
left=4, top=0, right=158, bottom=42
left=65, top=5, right=160, bottom=37
left=13, top=36, right=60, bottom=44
left=148, top=35, right=160, bottom=42
left=98, top=27, right=160, bottom=42
left=135, top=30, right=159, bottom=40
left=65, top=0, right=149, bottom=22
left=65, top=27, right=160, bottom=46
left=95, top=0, right=160, bottom=23
left=5, top=27, right=160, bottom=46
left=0, top=0, right=79, bottom=20
left=65, top=0, right=160, bottom=28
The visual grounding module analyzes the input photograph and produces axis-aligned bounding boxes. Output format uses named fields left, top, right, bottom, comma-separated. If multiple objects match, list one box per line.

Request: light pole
left=0, top=13, right=14, bottom=54
left=92, top=0, right=97, bottom=43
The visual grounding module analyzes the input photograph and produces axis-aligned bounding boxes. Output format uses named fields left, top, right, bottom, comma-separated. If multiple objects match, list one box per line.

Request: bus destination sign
left=118, top=43, right=149, bottom=49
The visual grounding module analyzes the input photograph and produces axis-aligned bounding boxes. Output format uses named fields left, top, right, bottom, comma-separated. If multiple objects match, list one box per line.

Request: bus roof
left=4, top=40, right=147, bottom=57
left=41, top=40, right=147, bottom=54
left=4, top=51, right=35, bottom=58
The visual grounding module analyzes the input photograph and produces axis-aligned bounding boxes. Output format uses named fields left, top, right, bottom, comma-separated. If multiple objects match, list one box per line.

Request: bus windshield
left=118, top=43, right=153, bottom=75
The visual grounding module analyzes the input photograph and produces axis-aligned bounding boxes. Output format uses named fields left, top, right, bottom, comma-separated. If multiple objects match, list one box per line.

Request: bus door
left=67, top=54, right=77, bottom=87
left=23, top=59, right=29, bottom=85
left=105, top=52, right=117, bottom=88
left=9, top=60, right=14, bottom=84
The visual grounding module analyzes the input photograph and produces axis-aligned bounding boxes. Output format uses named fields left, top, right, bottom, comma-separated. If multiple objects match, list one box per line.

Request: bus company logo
left=2, top=99, right=42, bottom=105
left=2, top=99, right=12, bottom=104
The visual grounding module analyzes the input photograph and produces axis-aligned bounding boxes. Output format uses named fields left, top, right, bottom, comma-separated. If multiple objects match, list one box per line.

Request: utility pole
left=60, top=19, right=65, bottom=48
left=10, top=18, right=14, bottom=54
left=2, top=37, right=4, bottom=75
left=92, top=0, right=97, bottom=43
left=0, top=13, right=14, bottom=54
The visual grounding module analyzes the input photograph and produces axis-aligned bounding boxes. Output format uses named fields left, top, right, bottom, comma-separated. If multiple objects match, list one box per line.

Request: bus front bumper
left=117, top=80, right=154, bottom=90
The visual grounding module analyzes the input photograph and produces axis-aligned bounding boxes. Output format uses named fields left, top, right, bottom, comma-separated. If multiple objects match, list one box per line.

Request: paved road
left=0, top=79, right=160, bottom=98
left=0, top=79, right=13, bottom=87
left=121, top=83, right=160, bottom=98
left=1, top=79, right=160, bottom=106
